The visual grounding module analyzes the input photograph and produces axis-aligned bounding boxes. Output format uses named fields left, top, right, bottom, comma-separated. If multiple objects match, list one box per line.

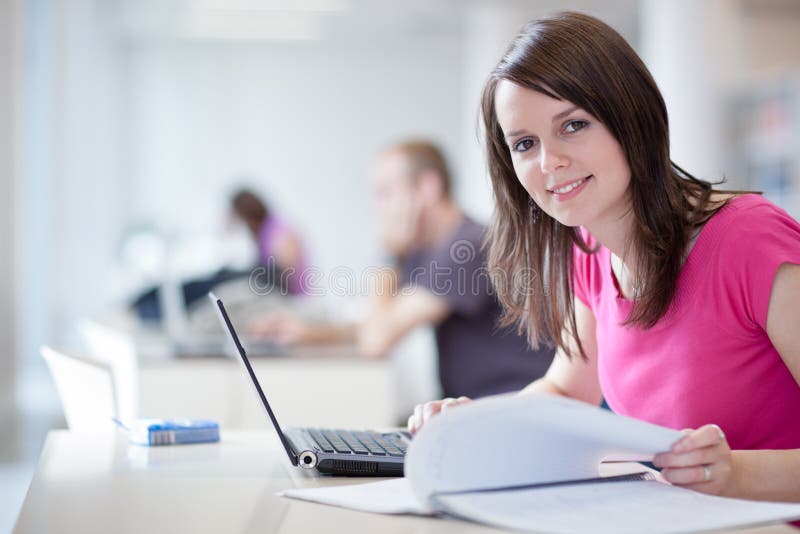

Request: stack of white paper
left=280, top=394, right=800, bottom=533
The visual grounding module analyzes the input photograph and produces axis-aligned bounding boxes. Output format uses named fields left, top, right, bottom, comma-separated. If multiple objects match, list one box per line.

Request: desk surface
left=80, top=316, right=437, bottom=430
left=14, top=430, right=797, bottom=534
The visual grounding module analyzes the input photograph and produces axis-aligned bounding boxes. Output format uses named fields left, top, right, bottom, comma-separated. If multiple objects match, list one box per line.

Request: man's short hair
left=392, top=140, right=452, bottom=197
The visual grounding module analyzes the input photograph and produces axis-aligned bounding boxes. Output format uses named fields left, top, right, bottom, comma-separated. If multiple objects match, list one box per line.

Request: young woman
left=231, top=189, right=308, bottom=295
left=409, top=11, right=800, bottom=502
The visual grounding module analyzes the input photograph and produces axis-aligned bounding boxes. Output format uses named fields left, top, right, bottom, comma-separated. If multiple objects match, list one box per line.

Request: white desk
left=14, top=430, right=797, bottom=534
left=79, top=317, right=439, bottom=430
left=138, top=354, right=400, bottom=429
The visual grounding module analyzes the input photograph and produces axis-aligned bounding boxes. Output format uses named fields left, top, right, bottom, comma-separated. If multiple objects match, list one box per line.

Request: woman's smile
left=547, top=175, right=593, bottom=200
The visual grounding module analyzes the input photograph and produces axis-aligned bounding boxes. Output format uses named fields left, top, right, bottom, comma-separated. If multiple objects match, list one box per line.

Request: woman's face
left=494, top=80, right=632, bottom=230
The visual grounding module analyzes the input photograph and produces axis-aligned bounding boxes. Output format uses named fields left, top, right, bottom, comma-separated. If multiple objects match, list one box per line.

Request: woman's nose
left=539, top=144, right=569, bottom=175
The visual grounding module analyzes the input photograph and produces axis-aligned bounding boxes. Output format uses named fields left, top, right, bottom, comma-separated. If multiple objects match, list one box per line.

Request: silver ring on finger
left=703, top=464, right=711, bottom=483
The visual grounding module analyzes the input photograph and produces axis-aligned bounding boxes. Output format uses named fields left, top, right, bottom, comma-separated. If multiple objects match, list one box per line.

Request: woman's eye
left=564, top=120, right=588, bottom=134
left=513, top=138, right=536, bottom=152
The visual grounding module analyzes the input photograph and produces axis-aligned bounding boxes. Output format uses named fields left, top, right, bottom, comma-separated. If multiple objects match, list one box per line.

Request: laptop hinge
left=284, top=432, right=301, bottom=466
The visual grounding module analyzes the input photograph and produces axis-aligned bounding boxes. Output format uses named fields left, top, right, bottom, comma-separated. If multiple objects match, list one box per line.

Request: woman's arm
left=653, top=426, right=800, bottom=502
left=409, top=298, right=602, bottom=433
left=521, top=297, right=603, bottom=405
left=654, top=263, right=800, bottom=501
left=765, top=263, right=800, bottom=382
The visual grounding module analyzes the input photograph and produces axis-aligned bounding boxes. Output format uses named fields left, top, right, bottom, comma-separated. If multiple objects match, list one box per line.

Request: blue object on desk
left=115, top=418, right=220, bottom=446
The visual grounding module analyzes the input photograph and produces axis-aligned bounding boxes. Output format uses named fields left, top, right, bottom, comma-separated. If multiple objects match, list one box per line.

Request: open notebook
left=280, top=394, right=800, bottom=533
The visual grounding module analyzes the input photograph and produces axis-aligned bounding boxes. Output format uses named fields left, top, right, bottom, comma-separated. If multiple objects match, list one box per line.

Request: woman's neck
left=584, top=205, right=638, bottom=299
left=585, top=209, right=635, bottom=265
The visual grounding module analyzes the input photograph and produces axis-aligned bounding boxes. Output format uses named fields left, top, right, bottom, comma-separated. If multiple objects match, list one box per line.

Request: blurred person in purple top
left=249, top=140, right=554, bottom=399
left=231, top=189, right=308, bottom=295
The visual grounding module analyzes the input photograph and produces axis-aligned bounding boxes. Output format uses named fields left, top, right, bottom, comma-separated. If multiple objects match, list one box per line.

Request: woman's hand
left=407, top=397, right=472, bottom=435
left=653, top=424, right=734, bottom=496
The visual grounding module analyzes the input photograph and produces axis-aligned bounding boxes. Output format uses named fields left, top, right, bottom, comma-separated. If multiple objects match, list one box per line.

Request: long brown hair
left=232, top=189, right=271, bottom=238
left=483, top=12, right=734, bottom=359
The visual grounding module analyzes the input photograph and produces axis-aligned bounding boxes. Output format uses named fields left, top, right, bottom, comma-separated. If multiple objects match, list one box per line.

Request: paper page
left=435, top=479, right=800, bottom=534
left=405, top=393, right=683, bottom=504
left=278, top=478, right=431, bottom=515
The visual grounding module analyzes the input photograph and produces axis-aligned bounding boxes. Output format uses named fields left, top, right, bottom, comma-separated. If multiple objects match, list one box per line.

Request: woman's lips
left=548, top=175, right=592, bottom=201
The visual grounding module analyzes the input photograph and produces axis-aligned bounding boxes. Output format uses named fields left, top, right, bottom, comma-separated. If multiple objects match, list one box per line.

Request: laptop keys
left=383, top=432, right=408, bottom=452
left=352, top=432, right=387, bottom=456
left=338, top=431, right=370, bottom=455
left=310, top=429, right=407, bottom=457
left=372, top=434, right=404, bottom=457
left=319, top=430, right=353, bottom=454
left=308, top=429, right=335, bottom=453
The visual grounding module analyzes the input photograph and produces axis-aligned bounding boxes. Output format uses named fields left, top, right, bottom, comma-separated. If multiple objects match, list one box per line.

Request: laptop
left=209, top=292, right=409, bottom=476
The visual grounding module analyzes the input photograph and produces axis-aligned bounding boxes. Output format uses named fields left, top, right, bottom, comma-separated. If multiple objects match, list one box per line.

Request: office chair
left=77, top=319, right=139, bottom=423
left=41, top=346, right=118, bottom=430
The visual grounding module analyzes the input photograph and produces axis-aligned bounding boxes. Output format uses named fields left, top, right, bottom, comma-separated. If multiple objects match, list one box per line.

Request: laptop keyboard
left=308, top=429, right=408, bottom=457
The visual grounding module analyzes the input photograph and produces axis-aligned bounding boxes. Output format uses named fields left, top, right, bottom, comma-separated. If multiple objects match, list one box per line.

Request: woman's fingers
left=660, top=461, right=733, bottom=487
left=408, top=400, right=439, bottom=434
left=440, top=396, right=470, bottom=414
left=654, top=424, right=733, bottom=495
left=407, top=397, right=472, bottom=435
left=406, top=413, right=416, bottom=434
left=409, top=402, right=426, bottom=434
left=655, top=424, right=727, bottom=469
left=660, top=465, right=711, bottom=486
left=671, top=424, right=726, bottom=453
left=653, top=444, right=719, bottom=469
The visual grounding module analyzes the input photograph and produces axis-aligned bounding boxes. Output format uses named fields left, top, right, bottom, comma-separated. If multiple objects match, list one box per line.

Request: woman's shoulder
left=716, top=192, right=788, bottom=218
left=696, top=192, right=800, bottom=272
left=702, top=193, right=796, bottom=238
left=684, top=193, right=799, bottom=287
left=698, top=193, right=800, bottom=330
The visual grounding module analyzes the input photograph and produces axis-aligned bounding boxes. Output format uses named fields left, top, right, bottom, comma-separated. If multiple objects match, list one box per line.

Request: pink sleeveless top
left=573, top=195, right=800, bottom=450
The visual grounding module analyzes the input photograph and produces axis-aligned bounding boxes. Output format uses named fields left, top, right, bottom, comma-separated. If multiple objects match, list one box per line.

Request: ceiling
left=110, top=0, right=640, bottom=46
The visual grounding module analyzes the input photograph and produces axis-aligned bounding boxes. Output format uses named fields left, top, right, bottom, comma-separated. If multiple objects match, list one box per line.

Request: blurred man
left=250, top=140, right=554, bottom=399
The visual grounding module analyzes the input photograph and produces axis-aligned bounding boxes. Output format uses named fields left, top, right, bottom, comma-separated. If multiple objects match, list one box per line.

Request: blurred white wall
left=124, top=37, right=462, bottom=276
left=641, top=0, right=740, bottom=185
left=14, top=0, right=124, bottom=412
left=0, top=0, right=21, bottom=418
left=55, top=0, right=127, bottom=350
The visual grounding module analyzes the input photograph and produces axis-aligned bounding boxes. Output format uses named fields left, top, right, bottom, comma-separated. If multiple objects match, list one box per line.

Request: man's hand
left=248, top=313, right=316, bottom=345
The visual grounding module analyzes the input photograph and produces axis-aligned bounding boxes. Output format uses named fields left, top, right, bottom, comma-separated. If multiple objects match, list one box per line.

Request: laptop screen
left=208, top=292, right=298, bottom=466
